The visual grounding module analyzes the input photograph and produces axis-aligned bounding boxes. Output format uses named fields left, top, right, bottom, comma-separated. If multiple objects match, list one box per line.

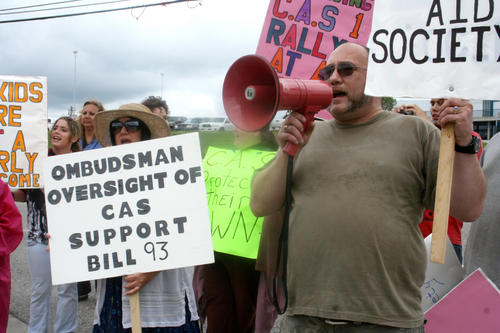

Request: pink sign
left=425, top=269, right=500, bottom=332
left=256, top=0, right=375, bottom=80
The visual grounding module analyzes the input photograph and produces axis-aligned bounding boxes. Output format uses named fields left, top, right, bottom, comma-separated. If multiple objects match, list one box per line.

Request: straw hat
left=94, top=103, right=170, bottom=147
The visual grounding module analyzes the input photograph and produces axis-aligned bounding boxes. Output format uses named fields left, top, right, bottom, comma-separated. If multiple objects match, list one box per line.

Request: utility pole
left=160, top=72, right=164, bottom=98
left=71, top=50, right=78, bottom=117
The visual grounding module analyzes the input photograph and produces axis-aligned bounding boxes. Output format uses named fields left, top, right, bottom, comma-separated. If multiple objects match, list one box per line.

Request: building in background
left=473, top=100, right=499, bottom=140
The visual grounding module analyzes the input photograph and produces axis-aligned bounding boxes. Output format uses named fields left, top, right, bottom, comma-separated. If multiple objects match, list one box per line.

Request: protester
left=250, top=42, right=486, bottom=331
left=395, top=101, right=483, bottom=263
left=142, top=96, right=169, bottom=120
left=194, top=126, right=277, bottom=333
left=12, top=116, right=81, bottom=333
left=77, top=99, right=105, bottom=300
left=92, top=103, right=199, bottom=332
left=464, top=132, right=500, bottom=288
left=0, top=179, right=23, bottom=333
left=78, top=100, right=105, bottom=150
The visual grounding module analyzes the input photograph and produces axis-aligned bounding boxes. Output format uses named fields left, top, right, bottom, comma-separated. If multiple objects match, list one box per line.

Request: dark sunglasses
left=110, top=119, right=143, bottom=134
left=318, top=62, right=367, bottom=81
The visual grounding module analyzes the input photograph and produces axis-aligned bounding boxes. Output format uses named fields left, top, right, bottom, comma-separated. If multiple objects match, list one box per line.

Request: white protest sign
left=45, top=132, right=214, bottom=285
left=366, top=1, right=499, bottom=100
left=0, top=75, right=48, bottom=188
left=421, top=234, right=463, bottom=312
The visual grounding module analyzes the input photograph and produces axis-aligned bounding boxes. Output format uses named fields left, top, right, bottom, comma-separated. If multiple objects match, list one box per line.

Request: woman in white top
left=92, top=103, right=199, bottom=333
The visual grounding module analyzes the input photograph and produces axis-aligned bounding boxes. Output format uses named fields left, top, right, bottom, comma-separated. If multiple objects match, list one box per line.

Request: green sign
left=203, top=146, right=276, bottom=259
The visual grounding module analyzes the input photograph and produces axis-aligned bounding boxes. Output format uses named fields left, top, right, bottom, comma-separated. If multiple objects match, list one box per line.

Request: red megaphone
left=222, top=55, right=332, bottom=156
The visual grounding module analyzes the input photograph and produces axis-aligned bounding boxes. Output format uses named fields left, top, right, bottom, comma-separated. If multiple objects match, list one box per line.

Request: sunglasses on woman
left=110, top=119, right=143, bottom=134
left=318, top=62, right=367, bottom=81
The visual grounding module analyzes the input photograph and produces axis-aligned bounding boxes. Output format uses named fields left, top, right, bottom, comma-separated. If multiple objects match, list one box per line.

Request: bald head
left=334, top=42, right=369, bottom=54
left=327, top=42, right=369, bottom=68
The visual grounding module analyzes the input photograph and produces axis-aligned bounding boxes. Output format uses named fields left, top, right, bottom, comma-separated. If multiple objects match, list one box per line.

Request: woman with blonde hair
left=78, top=100, right=105, bottom=150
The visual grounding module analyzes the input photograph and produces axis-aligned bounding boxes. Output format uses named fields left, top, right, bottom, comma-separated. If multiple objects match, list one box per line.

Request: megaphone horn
left=222, top=55, right=332, bottom=156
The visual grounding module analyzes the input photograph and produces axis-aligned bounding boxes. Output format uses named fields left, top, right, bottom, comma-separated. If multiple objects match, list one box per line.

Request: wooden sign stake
left=430, top=123, right=455, bottom=264
left=130, top=292, right=142, bottom=333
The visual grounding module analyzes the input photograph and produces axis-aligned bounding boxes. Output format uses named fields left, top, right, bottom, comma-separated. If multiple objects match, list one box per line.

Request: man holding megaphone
left=249, top=42, right=485, bottom=332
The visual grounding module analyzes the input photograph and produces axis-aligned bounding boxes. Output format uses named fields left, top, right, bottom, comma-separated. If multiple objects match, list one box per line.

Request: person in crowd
left=254, top=210, right=283, bottom=333
left=250, top=42, right=486, bottom=331
left=464, top=132, right=500, bottom=288
left=77, top=99, right=105, bottom=300
left=194, top=125, right=277, bottom=333
left=0, top=179, right=23, bottom=333
left=78, top=100, right=105, bottom=150
left=394, top=101, right=483, bottom=263
left=12, top=116, right=81, bottom=333
left=142, top=96, right=169, bottom=120
left=92, top=103, right=198, bottom=332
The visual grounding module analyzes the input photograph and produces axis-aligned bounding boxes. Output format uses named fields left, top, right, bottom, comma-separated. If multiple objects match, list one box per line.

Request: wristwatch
left=455, top=135, right=481, bottom=154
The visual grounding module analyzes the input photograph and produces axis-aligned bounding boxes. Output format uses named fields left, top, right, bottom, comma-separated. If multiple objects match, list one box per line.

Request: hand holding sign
left=435, top=99, right=474, bottom=147
left=124, top=271, right=160, bottom=295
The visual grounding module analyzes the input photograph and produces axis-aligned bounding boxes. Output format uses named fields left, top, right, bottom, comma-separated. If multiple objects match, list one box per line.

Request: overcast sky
left=0, top=0, right=495, bottom=121
left=0, top=0, right=270, bottom=119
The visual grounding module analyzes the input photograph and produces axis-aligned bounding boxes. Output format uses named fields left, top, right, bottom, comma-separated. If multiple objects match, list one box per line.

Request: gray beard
left=346, top=94, right=370, bottom=113
left=328, top=94, right=371, bottom=115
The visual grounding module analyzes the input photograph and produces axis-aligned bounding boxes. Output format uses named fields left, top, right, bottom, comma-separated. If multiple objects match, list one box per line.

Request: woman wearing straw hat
left=92, top=103, right=199, bottom=333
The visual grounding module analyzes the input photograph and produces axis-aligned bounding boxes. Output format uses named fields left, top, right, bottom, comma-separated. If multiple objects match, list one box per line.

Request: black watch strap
left=455, top=135, right=480, bottom=154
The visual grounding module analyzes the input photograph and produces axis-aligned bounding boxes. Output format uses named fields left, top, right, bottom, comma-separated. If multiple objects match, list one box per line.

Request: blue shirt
left=82, top=137, right=102, bottom=150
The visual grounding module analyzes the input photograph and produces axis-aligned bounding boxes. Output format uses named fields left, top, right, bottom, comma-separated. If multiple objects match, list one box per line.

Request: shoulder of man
left=386, top=110, right=439, bottom=132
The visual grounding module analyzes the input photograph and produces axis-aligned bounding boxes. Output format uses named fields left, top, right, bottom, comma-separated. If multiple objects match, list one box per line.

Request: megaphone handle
left=283, top=111, right=316, bottom=156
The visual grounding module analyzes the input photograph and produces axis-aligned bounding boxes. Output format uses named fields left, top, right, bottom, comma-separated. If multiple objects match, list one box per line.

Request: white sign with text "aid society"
left=366, top=1, right=499, bottom=100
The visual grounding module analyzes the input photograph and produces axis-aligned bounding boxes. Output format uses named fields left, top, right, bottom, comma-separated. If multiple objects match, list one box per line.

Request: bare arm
left=394, top=104, right=432, bottom=122
left=450, top=152, right=485, bottom=221
left=250, top=149, right=289, bottom=217
left=437, top=98, right=486, bottom=221
left=11, top=189, right=26, bottom=202
left=250, top=111, right=314, bottom=217
left=407, top=104, right=431, bottom=122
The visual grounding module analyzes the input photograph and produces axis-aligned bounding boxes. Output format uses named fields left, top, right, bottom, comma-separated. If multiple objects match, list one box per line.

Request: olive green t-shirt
left=287, top=111, right=440, bottom=328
